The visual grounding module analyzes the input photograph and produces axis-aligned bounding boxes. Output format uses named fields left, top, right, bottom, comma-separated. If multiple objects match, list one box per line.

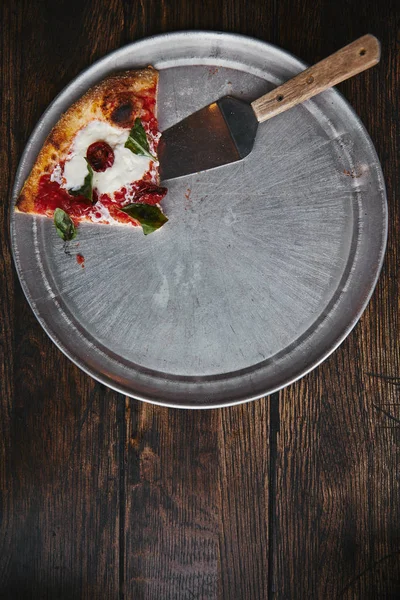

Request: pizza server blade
left=158, top=34, right=380, bottom=181
left=158, top=97, right=257, bottom=181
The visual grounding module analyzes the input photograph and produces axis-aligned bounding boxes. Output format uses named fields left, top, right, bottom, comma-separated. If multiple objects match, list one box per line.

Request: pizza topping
left=125, top=118, right=156, bottom=160
left=36, top=175, right=93, bottom=217
left=120, top=203, right=168, bottom=235
left=54, top=207, right=77, bottom=241
left=63, top=120, right=151, bottom=196
left=68, top=160, right=94, bottom=203
left=50, top=164, right=63, bottom=185
left=130, top=182, right=168, bottom=205
left=111, top=98, right=134, bottom=128
left=86, top=141, right=115, bottom=172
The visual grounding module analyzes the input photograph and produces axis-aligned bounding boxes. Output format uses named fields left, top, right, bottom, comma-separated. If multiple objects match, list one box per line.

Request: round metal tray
left=11, top=32, right=387, bottom=408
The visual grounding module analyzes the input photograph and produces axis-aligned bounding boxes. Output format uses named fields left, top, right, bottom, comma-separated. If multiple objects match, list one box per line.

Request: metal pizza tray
left=11, top=32, right=387, bottom=408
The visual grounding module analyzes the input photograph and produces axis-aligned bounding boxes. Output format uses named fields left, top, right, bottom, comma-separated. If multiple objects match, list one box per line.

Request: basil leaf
left=68, top=159, right=94, bottom=202
left=120, top=203, right=168, bottom=235
left=125, top=118, right=156, bottom=160
left=54, top=208, right=77, bottom=241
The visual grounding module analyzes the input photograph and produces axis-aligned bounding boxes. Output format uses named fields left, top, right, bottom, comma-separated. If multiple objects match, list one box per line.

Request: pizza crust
left=16, top=67, right=158, bottom=214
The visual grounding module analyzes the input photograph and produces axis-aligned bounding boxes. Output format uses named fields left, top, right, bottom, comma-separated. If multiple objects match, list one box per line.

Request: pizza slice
left=16, top=67, right=168, bottom=237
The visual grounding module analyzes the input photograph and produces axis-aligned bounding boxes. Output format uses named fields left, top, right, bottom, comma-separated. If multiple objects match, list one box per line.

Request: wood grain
left=252, top=34, right=380, bottom=123
left=123, top=402, right=222, bottom=599
left=1, top=0, right=399, bottom=598
left=218, top=401, right=271, bottom=600
left=0, top=1, right=123, bottom=598
left=272, top=0, right=400, bottom=597
left=0, top=380, right=122, bottom=599
left=123, top=399, right=270, bottom=600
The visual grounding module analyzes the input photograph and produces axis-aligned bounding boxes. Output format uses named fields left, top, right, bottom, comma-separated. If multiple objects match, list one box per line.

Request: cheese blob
left=63, top=121, right=151, bottom=196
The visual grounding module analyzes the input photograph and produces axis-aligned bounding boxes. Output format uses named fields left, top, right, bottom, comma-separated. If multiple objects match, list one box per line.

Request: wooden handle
left=251, top=34, right=381, bottom=123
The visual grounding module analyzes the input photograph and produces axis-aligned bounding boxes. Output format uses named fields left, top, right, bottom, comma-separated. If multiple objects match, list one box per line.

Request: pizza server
left=158, top=34, right=380, bottom=180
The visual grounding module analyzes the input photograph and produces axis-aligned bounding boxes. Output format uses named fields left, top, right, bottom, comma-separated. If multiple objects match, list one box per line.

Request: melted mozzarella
left=63, top=121, right=151, bottom=195
left=50, top=163, right=63, bottom=184
left=89, top=199, right=119, bottom=224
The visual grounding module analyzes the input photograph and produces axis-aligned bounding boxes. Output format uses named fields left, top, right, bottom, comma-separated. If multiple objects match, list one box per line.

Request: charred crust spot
left=51, top=153, right=57, bottom=161
left=111, top=102, right=133, bottom=126
left=102, top=92, right=139, bottom=128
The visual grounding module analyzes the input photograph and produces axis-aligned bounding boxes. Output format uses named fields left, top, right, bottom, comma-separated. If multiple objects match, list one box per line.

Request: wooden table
left=1, top=0, right=399, bottom=598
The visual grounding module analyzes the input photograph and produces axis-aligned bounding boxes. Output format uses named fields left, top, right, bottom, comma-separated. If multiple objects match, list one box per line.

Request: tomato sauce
left=137, top=88, right=157, bottom=132
left=35, top=175, right=93, bottom=221
left=35, top=176, right=167, bottom=225
left=76, top=253, right=85, bottom=267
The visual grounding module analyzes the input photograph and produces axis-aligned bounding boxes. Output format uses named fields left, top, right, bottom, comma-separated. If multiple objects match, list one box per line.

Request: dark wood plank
left=0, top=380, right=122, bottom=599
left=218, top=401, right=271, bottom=600
left=123, top=403, right=222, bottom=599
left=273, top=0, right=400, bottom=597
left=123, top=399, right=270, bottom=599
left=0, top=1, right=125, bottom=598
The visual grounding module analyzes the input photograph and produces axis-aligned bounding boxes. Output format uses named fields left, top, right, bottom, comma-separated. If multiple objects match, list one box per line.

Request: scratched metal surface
left=10, top=32, right=387, bottom=407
